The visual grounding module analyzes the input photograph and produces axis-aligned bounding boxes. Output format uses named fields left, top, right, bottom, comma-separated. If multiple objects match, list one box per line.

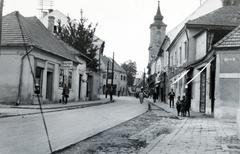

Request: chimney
left=42, top=11, right=48, bottom=18
left=48, top=16, right=55, bottom=33
left=222, top=0, right=240, bottom=6
left=48, top=9, right=53, bottom=13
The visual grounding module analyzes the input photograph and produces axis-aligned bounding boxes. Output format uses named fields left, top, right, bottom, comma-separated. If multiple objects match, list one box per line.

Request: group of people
left=168, top=89, right=191, bottom=117
left=176, top=95, right=191, bottom=117
left=136, top=88, right=191, bottom=117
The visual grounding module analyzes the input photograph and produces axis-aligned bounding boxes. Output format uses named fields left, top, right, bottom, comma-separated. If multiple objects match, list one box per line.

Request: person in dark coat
left=168, top=89, right=175, bottom=108
left=181, top=96, right=191, bottom=117
left=62, top=84, right=69, bottom=104
left=184, top=96, right=191, bottom=117
left=181, top=96, right=186, bottom=116
left=176, top=96, right=182, bottom=116
left=153, top=91, right=158, bottom=103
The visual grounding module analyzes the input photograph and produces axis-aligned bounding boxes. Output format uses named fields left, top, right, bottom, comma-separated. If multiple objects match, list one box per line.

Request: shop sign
left=62, top=61, right=73, bottom=68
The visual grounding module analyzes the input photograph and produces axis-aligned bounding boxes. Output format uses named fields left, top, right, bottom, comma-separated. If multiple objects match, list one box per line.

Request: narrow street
left=0, top=97, right=148, bottom=154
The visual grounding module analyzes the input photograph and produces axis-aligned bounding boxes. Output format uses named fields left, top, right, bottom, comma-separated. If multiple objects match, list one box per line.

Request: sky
left=3, top=0, right=203, bottom=72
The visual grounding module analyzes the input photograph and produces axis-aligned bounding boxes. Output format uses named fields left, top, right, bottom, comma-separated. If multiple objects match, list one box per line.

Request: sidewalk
left=142, top=100, right=240, bottom=154
left=0, top=95, right=111, bottom=118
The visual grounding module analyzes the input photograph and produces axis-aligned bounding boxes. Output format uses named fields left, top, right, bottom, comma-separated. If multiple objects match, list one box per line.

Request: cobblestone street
left=143, top=101, right=240, bottom=154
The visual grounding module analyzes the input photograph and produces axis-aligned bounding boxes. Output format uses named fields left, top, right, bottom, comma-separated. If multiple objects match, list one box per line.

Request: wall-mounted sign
left=62, top=61, right=73, bottom=68
left=220, top=54, right=240, bottom=73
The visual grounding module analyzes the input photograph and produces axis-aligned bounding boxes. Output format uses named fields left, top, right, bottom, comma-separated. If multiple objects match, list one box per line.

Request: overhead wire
left=16, top=12, right=53, bottom=153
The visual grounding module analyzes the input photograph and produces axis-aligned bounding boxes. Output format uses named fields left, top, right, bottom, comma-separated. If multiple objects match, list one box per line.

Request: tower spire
left=154, top=0, right=163, bottom=21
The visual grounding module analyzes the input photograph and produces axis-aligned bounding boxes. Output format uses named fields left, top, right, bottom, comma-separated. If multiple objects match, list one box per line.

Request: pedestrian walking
left=153, top=91, right=158, bottom=103
left=181, top=95, right=191, bottom=117
left=139, top=88, right=145, bottom=104
left=62, top=84, right=69, bottom=104
left=168, top=89, right=175, bottom=108
left=176, top=96, right=182, bottom=116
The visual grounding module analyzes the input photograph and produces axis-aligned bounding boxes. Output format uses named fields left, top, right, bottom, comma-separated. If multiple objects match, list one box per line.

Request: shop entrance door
left=199, top=69, right=206, bottom=113
left=46, top=71, right=53, bottom=100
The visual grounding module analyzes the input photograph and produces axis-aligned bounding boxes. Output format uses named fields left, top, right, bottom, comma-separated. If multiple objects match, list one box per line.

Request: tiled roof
left=187, top=6, right=240, bottom=27
left=214, top=25, right=240, bottom=48
left=101, top=55, right=126, bottom=73
left=1, top=11, right=90, bottom=62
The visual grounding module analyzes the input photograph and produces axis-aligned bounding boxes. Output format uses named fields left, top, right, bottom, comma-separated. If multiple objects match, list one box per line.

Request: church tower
left=148, top=1, right=166, bottom=64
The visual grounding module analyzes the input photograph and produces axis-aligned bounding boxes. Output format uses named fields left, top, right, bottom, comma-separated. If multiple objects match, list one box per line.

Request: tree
left=121, top=60, right=137, bottom=86
left=56, top=13, right=99, bottom=71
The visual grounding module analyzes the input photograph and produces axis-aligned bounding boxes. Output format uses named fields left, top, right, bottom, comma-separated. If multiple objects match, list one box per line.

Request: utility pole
left=98, top=47, right=101, bottom=97
left=98, top=41, right=105, bottom=97
left=105, top=61, right=109, bottom=98
left=110, top=52, right=114, bottom=101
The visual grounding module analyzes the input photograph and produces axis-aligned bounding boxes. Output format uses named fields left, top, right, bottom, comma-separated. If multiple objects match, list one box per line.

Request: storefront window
left=35, top=67, right=43, bottom=94
left=59, top=69, right=72, bottom=89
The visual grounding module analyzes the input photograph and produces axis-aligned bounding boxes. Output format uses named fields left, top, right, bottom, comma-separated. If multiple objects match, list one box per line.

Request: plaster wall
left=0, top=48, right=22, bottom=104
left=0, top=47, right=88, bottom=104
left=215, top=51, right=240, bottom=118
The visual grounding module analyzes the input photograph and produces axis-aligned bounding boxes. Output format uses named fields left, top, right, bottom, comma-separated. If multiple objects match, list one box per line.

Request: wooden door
left=200, top=69, right=206, bottom=113
left=46, top=71, right=53, bottom=100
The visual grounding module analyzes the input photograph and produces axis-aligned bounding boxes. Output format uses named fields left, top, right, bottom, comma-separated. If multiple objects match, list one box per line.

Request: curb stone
left=0, top=100, right=112, bottom=118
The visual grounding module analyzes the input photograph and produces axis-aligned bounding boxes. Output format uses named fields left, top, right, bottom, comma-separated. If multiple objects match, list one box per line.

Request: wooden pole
left=105, top=61, right=109, bottom=98
left=98, top=48, right=101, bottom=96
left=110, top=52, right=114, bottom=101
left=143, top=68, right=146, bottom=90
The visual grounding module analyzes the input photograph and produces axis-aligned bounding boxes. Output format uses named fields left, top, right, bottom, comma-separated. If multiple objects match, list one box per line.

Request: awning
left=186, top=57, right=215, bottom=85
left=171, top=70, right=189, bottom=85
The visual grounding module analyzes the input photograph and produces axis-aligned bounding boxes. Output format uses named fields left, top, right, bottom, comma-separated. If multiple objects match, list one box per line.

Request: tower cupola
left=154, top=1, right=163, bottom=21
left=150, top=1, right=166, bottom=28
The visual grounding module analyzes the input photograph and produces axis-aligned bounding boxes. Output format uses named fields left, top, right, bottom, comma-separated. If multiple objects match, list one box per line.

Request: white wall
left=191, top=69, right=201, bottom=112
left=215, top=51, right=240, bottom=118
left=196, top=31, right=207, bottom=60
left=40, top=10, right=69, bottom=28
left=0, top=48, right=22, bottom=104
left=0, top=46, right=88, bottom=104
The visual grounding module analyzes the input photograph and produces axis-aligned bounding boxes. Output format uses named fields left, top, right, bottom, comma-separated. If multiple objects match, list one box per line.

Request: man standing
left=62, top=84, right=69, bottom=104
left=168, top=89, right=175, bottom=108
left=153, top=91, right=158, bottom=103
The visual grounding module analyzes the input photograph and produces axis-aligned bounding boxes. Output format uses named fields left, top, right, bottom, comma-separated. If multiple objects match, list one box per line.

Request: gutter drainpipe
left=16, top=46, right=34, bottom=105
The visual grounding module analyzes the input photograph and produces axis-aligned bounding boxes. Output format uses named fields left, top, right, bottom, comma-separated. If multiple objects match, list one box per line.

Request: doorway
left=78, top=74, right=82, bottom=100
left=86, top=75, right=93, bottom=100
left=35, top=67, right=44, bottom=95
left=210, top=59, right=216, bottom=115
left=199, top=69, right=206, bottom=113
left=46, top=71, right=53, bottom=100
